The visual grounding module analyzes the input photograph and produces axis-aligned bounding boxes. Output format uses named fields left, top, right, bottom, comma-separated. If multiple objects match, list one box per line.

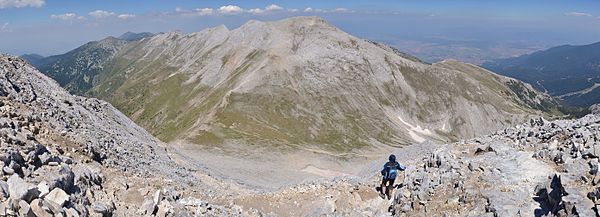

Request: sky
left=1, top=0, right=600, bottom=61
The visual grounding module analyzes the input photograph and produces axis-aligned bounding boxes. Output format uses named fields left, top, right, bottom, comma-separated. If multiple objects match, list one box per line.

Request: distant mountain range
left=25, top=17, right=558, bottom=151
left=482, top=42, right=600, bottom=107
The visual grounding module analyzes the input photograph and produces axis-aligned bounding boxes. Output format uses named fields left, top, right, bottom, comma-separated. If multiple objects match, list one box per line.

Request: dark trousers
left=381, top=177, right=395, bottom=197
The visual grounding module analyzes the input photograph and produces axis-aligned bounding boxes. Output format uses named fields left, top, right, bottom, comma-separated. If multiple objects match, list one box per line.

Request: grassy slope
left=80, top=29, right=559, bottom=153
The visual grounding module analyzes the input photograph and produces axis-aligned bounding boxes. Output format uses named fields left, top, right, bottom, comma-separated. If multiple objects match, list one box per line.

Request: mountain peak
left=33, top=16, right=558, bottom=151
left=236, top=16, right=334, bottom=32
left=278, top=16, right=329, bottom=25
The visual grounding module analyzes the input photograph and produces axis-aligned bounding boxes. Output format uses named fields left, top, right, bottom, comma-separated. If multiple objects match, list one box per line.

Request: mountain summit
left=33, top=17, right=557, bottom=151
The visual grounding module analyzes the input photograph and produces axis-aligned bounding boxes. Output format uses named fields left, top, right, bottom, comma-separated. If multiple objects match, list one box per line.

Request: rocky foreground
left=236, top=111, right=600, bottom=217
left=388, top=113, right=600, bottom=216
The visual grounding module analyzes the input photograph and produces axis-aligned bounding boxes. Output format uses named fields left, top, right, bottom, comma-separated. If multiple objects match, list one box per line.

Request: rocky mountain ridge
left=35, top=16, right=559, bottom=152
left=27, top=32, right=154, bottom=95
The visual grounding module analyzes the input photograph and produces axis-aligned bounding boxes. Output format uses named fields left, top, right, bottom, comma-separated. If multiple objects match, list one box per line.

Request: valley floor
left=166, top=141, right=398, bottom=191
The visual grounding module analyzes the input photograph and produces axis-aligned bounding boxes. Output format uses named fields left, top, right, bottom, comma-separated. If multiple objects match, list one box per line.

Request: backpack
left=384, top=162, right=398, bottom=180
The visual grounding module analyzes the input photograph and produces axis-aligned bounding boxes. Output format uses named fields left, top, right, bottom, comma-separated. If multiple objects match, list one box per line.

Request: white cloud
left=265, top=4, right=283, bottom=11
left=248, top=4, right=284, bottom=15
left=117, top=14, right=136, bottom=20
left=247, top=8, right=264, bottom=14
left=332, top=8, right=353, bottom=13
left=50, top=13, right=78, bottom=21
left=564, top=12, right=593, bottom=17
left=0, top=0, right=44, bottom=9
left=195, top=8, right=213, bottom=16
left=0, top=22, right=11, bottom=32
left=218, top=5, right=243, bottom=14
left=173, top=4, right=352, bottom=17
left=88, top=10, right=115, bottom=18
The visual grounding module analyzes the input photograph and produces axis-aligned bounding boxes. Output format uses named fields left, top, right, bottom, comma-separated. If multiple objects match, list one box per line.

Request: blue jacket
left=381, top=161, right=406, bottom=179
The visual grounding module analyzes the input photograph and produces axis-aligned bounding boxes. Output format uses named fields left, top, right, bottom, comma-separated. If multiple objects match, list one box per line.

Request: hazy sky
left=1, top=0, right=600, bottom=57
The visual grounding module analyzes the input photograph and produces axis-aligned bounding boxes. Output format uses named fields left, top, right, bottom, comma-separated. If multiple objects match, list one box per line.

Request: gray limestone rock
left=7, top=174, right=39, bottom=202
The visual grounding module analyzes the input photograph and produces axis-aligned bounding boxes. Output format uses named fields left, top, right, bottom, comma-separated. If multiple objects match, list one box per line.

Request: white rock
left=7, top=174, right=36, bottom=202
left=30, top=199, right=52, bottom=217
left=37, top=182, right=49, bottom=198
left=153, top=190, right=162, bottom=204
left=18, top=199, right=33, bottom=217
left=45, top=188, right=69, bottom=207
left=2, top=166, right=15, bottom=175
left=64, top=207, right=80, bottom=217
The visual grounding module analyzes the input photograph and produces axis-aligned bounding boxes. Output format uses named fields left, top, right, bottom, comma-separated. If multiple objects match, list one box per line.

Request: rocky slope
left=0, top=55, right=260, bottom=216
left=38, top=16, right=558, bottom=152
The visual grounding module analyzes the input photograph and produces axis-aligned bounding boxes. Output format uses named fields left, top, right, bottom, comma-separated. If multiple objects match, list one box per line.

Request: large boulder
left=44, top=188, right=69, bottom=207
left=7, top=174, right=39, bottom=202
left=33, top=165, right=75, bottom=192
left=30, top=199, right=53, bottom=217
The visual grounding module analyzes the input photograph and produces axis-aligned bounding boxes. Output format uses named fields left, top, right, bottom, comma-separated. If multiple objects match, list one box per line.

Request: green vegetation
left=33, top=38, right=128, bottom=95
left=505, top=80, right=558, bottom=113
left=34, top=24, right=566, bottom=155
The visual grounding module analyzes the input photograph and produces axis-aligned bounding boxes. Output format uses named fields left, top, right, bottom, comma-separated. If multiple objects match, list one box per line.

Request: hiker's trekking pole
left=401, top=170, right=406, bottom=188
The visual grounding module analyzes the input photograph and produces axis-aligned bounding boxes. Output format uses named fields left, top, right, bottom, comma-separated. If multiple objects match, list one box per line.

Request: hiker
left=380, top=154, right=406, bottom=200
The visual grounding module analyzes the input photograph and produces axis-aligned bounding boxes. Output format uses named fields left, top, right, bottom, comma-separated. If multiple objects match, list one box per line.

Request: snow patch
left=397, top=116, right=432, bottom=143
